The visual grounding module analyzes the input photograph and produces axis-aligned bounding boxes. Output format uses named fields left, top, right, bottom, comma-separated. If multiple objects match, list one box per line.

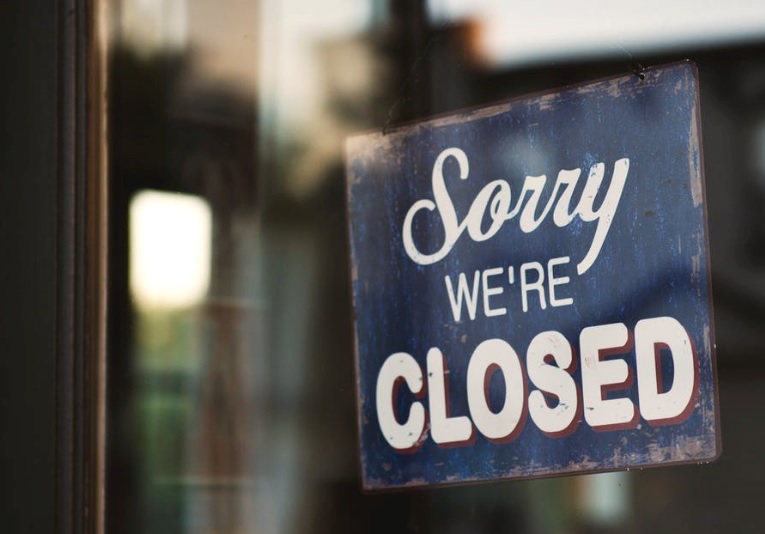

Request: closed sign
left=345, top=62, right=720, bottom=490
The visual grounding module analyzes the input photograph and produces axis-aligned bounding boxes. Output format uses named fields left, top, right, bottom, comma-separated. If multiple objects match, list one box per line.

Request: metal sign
left=345, top=61, right=719, bottom=490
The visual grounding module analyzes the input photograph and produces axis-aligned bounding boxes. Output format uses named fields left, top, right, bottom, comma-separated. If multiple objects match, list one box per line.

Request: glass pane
left=106, top=1, right=765, bottom=533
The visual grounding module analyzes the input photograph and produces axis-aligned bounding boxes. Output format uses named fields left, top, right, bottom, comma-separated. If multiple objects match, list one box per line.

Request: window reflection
left=130, top=191, right=211, bottom=309
left=108, top=0, right=765, bottom=533
left=428, top=0, right=765, bottom=66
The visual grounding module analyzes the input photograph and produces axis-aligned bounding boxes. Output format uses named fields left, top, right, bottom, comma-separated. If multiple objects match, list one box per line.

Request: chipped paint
left=689, top=110, right=703, bottom=207
left=535, top=93, right=557, bottom=111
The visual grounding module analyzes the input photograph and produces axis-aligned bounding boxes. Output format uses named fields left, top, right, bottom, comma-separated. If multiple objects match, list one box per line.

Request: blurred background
left=106, top=1, right=765, bottom=532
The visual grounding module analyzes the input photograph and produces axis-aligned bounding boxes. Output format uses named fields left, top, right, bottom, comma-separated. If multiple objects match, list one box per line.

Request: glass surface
left=106, top=1, right=765, bottom=533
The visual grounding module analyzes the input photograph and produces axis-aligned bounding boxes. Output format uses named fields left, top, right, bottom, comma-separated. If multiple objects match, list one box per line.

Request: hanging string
left=612, top=42, right=646, bottom=81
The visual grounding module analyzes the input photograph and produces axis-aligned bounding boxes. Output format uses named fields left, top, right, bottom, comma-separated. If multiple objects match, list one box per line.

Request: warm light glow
left=130, top=190, right=212, bottom=309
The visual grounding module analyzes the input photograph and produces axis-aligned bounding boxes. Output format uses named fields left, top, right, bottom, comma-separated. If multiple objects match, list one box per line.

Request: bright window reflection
left=428, top=0, right=765, bottom=65
left=130, top=190, right=212, bottom=310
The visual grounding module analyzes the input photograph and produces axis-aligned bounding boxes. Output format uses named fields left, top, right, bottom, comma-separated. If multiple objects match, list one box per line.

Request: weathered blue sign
left=345, top=61, right=719, bottom=490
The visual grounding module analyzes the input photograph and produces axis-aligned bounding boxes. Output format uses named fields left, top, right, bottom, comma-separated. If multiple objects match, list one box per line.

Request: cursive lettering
left=402, top=147, right=629, bottom=275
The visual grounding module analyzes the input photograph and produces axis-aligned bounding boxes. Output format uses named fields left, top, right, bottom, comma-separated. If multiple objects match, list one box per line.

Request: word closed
left=377, top=317, right=697, bottom=450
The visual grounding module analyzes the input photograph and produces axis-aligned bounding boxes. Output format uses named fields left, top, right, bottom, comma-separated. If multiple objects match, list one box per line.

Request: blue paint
left=346, top=62, right=719, bottom=490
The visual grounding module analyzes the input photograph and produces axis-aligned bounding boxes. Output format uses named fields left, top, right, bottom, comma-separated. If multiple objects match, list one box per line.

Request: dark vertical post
left=0, top=0, right=106, bottom=532
left=388, top=0, right=433, bottom=123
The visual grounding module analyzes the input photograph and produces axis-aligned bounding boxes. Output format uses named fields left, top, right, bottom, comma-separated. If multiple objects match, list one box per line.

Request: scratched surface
left=345, top=62, right=719, bottom=490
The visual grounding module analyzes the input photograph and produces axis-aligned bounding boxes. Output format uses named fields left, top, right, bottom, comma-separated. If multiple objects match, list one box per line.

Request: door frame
left=1, top=1, right=107, bottom=532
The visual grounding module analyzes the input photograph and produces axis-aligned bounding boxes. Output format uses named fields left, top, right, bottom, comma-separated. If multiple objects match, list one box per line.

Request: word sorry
left=376, top=317, right=698, bottom=451
left=402, top=147, right=629, bottom=275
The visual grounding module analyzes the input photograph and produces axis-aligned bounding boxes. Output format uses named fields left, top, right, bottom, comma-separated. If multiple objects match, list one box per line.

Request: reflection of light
left=428, top=0, right=765, bottom=66
left=130, top=190, right=211, bottom=309
left=120, top=0, right=187, bottom=55
left=580, top=471, right=630, bottom=526
left=260, top=0, right=372, bottom=129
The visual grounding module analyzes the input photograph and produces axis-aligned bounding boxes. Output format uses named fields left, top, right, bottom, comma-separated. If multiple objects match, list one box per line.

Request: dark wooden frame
left=0, top=1, right=106, bottom=532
